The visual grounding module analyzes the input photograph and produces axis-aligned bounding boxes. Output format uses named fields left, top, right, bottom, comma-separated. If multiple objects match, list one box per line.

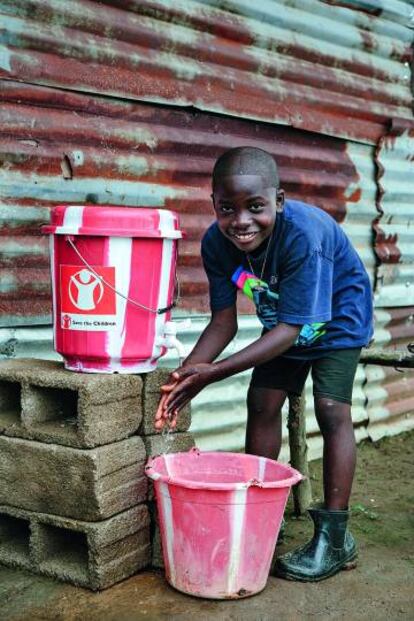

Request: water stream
left=161, top=420, right=174, bottom=454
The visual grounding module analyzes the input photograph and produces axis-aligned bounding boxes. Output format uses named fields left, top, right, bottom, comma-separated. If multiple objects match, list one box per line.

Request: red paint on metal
left=372, top=223, right=401, bottom=264
left=347, top=188, right=362, bottom=203
left=390, top=117, right=414, bottom=138
left=107, top=0, right=256, bottom=47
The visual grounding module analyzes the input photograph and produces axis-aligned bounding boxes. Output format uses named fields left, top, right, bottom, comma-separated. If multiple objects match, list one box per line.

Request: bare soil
left=1, top=431, right=413, bottom=621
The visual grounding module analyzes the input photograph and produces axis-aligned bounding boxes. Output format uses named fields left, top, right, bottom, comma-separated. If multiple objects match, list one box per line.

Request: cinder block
left=0, top=504, right=151, bottom=590
left=140, top=368, right=191, bottom=435
left=0, top=359, right=142, bottom=448
left=0, top=435, right=147, bottom=521
left=0, top=511, right=32, bottom=570
left=143, top=431, right=195, bottom=459
left=148, top=501, right=164, bottom=569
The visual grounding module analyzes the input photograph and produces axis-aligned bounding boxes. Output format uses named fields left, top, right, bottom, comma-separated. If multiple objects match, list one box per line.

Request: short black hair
left=212, top=146, right=279, bottom=191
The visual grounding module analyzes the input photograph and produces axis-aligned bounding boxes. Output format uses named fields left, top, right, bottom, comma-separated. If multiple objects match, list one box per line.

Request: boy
left=155, top=146, right=373, bottom=582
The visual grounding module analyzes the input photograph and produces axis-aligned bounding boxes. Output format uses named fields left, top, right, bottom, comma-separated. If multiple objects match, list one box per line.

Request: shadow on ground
left=1, top=431, right=413, bottom=621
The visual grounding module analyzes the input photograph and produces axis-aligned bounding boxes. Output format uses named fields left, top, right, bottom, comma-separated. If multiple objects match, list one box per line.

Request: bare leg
left=245, top=386, right=288, bottom=459
left=314, top=397, right=356, bottom=510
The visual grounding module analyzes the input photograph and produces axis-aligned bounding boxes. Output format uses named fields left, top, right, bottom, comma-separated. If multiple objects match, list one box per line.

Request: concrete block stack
left=0, top=359, right=195, bottom=589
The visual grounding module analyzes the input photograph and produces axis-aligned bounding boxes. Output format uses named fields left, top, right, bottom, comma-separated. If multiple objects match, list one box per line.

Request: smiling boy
left=156, top=146, right=373, bottom=581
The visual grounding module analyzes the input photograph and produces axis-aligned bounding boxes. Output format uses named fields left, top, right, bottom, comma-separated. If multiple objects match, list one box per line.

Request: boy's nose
left=233, top=211, right=251, bottom=228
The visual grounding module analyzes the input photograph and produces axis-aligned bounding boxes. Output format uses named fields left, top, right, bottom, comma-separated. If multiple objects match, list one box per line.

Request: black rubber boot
left=277, top=517, right=286, bottom=544
left=275, top=507, right=357, bottom=582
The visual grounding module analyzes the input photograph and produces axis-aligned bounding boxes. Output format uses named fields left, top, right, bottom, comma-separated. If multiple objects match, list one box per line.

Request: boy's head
left=211, top=146, right=284, bottom=252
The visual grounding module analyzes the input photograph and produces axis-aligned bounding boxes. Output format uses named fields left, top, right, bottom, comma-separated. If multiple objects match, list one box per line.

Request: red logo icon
left=60, top=266, right=116, bottom=315
left=62, top=314, right=72, bottom=329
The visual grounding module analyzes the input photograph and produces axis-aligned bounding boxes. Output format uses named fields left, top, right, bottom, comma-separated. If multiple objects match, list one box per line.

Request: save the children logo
left=60, top=265, right=117, bottom=331
left=69, top=269, right=104, bottom=311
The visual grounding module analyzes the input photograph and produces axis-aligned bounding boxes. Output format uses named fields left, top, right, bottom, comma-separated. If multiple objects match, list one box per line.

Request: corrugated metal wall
left=1, top=0, right=412, bottom=142
left=1, top=0, right=414, bottom=453
left=0, top=79, right=376, bottom=324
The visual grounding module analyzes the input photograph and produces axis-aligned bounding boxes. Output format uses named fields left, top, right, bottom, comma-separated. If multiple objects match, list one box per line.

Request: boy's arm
left=182, top=304, right=238, bottom=365
left=163, top=321, right=301, bottom=415
left=154, top=305, right=237, bottom=430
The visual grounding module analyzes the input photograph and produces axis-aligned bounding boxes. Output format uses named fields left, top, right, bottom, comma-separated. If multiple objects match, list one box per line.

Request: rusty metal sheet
left=374, top=119, right=414, bottom=307
left=365, top=307, right=414, bottom=440
left=0, top=80, right=374, bottom=325
left=0, top=0, right=412, bottom=145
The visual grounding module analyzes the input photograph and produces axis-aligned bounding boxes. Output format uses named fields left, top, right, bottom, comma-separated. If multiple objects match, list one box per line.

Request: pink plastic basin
left=146, top=448, right=302, bottom=599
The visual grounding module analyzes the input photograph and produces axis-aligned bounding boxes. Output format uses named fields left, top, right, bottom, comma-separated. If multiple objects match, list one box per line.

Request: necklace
left=245, top=233, right=273, bottom=281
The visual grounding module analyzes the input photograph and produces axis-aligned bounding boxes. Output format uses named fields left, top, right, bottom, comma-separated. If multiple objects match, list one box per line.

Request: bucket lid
left=41, top=205, right=183, bottom=239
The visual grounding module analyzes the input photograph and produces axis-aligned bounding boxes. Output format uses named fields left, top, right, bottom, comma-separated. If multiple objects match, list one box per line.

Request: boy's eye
left=219, top=205, right=234, bottom=214
left=249, top=203, right=264, bottom=212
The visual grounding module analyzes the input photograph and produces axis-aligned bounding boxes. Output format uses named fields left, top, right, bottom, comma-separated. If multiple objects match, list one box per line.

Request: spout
left=155, top=320, right=191, bottom=363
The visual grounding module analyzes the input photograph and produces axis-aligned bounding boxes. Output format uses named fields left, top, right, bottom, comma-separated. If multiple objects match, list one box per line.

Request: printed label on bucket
left=60, top=265, right=117, bottom=331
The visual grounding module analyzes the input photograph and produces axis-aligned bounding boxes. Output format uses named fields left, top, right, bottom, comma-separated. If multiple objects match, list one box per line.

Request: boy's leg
left=275, top=348, right=361, bottom=582
left=245, top=355, right=311, bottom=458
left=245, top=386, right=287, bottom=458
left=314, top=397, right=356, bottom=510
left=312, top=348, right=361, bottom=510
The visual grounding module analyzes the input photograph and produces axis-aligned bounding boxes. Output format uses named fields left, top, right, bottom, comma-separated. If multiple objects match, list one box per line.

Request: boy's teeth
left=234, top=232, right=255, bottom=239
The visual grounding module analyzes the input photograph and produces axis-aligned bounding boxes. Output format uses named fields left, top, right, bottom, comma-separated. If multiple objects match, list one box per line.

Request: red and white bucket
left=146, top=448, right=302, bottom=599
left=42, top=205, right=183, bottom=373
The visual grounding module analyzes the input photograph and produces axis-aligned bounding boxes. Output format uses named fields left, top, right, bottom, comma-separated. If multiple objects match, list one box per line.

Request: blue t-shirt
left=201, top=200, right=373, bottom=359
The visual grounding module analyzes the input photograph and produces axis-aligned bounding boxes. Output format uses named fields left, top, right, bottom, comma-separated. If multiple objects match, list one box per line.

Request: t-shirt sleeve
left=277, top=243, right=333, bottom=325
left=201, top=232, right=237, bottom=311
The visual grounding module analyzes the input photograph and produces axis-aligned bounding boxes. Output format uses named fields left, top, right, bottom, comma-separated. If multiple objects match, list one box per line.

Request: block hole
left=0, top=381, right=22, bottom=428
left=37, top=523, right=89, bottom=582
left=0, top=513, right=31, bottom=563
left=26, top=386, right=78, bottom=433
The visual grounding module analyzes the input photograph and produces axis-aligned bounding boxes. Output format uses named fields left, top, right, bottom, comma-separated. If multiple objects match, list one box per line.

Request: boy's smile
left=212, top=174, right=283, bottom=252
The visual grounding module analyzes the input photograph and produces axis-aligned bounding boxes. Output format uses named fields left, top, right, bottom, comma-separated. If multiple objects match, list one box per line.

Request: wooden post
left=287, top=390, right=312, bottom=516
left=359, top=348, right=414, bottom=367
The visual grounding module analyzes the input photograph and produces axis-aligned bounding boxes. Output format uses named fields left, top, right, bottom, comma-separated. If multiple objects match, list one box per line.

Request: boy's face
left=212, top=174, right=283, bottom=252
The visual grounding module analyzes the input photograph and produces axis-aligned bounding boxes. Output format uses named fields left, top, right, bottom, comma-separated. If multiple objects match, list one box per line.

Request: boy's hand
left=154, top=378, right=178, bottom=431
left=154, top=363, right=216, bottom=429
left=165, top=363, right=217, bottom=414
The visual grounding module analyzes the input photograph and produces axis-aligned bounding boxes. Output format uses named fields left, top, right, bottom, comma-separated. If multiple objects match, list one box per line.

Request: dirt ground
left=1, top=431, right=413, bottom=621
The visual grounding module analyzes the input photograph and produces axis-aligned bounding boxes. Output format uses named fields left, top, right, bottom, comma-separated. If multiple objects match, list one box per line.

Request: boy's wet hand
left=154, top=380, right=178, bottom=431
left=163, top=363, right=216, bottom=415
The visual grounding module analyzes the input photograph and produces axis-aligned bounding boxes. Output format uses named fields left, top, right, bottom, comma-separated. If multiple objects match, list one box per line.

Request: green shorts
left=250, top=348, right=362, bottom=405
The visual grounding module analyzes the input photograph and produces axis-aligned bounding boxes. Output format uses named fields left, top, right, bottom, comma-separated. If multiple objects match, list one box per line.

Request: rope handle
left=66, top=236, right=178, bottom=315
